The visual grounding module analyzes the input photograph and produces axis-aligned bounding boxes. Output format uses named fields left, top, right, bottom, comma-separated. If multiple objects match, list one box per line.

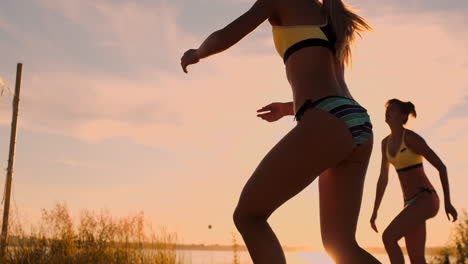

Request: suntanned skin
left=370, top=103, right=458, bottom=264
left=181, top=0, right=380, bottom=263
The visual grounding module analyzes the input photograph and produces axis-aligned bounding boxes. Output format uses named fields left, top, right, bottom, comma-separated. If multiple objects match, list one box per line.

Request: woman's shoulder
left=404, top=129, right=426, bottom=147
left=381, top=136, right=390, bottom=150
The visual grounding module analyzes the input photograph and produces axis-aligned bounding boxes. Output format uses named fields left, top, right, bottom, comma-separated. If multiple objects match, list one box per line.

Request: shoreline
left=176, top=244, right=443, bottom=255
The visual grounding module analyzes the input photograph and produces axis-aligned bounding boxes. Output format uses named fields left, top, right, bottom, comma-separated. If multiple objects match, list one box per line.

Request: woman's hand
left=257, top=103, right=288, bottom=122
left=445, top=202, right=458, bottom=222
left=181, top=49, right=200, bottom=73
left=370, top=212, right=378, bottom=233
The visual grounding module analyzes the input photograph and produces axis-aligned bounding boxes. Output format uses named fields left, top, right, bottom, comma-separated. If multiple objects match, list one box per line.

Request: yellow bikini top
left=386, top=130, right=423, bottom=172
left=272, top=18, right=336, bottom=63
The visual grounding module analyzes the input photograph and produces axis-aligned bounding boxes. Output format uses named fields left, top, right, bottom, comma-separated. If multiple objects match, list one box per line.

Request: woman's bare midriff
left=269, top=0, right=353, bottom=114
left=285, top=48, right=353, bottom=114
left=397, top=166, right=436, bottom=200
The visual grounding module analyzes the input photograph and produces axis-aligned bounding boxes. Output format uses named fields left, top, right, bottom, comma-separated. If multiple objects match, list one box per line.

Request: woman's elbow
left=438, top=164, right=447, bottom=174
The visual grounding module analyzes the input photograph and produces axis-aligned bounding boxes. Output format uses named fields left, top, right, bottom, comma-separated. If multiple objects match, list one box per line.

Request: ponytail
left=386, top=99, right=417, bottom=124
left=406, top=102, right=417, bottom=119
left=321, top=0, right=371, bottom=66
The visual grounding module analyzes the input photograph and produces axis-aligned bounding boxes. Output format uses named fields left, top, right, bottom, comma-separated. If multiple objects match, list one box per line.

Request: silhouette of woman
left=370, top=99, right=458, bottom=264
left=182, top=0, right=380, bottom=263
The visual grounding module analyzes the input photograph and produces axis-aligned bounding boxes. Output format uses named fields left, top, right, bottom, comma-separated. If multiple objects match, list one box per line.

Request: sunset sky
left=0, top=0, right=467, bottom=250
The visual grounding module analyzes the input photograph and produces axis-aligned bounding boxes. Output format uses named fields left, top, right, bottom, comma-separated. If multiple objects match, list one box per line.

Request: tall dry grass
left=2, top=203, right=184, bottom=264
left=431, top=210, right=468, bottom=264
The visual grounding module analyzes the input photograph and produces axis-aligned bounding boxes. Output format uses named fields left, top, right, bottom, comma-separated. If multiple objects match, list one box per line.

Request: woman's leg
left=405, top=222, right=427, bottom=264
left=319, top=135, right=381, bottom=264
left=382, top=193, right=439, bottom=264
left=233, top=109, right=354, bottom=264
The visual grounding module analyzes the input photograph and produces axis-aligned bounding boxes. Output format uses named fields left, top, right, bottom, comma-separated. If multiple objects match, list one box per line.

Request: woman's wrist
left=281, top=102, right=294, bottom=116
left=444, top=198, right=452, bottom=205
left=193, top=49, right=202, bottom=61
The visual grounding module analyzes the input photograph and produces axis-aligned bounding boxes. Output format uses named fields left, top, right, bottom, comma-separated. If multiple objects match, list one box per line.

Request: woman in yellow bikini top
left=385, top=129, right=423, bottom=173
left=181, top=0, right=380, bottom=263
left=272, top=17, right=336, bottom=63
left=370, top=99, right=458, bottom=264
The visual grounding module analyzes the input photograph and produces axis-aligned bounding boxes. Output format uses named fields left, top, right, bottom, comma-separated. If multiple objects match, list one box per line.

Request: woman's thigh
left=235, top=109, right=355, bottom=218
left=384, top=193, right=439, bottom=242
left=319, top=135, right=374, bottom=241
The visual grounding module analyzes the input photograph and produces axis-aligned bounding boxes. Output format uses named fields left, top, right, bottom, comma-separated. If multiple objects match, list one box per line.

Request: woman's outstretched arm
left=181, top=0, right=276, bottom=73
left=370, top=138, right=390, bottom=232
left=407, top=131, right=458, bottom=222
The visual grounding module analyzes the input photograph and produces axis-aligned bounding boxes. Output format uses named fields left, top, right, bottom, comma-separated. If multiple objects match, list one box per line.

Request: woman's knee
left=232, top=206, right=244, bottom=230
left=322, top=234, right=359, bottom=256
left=382, top=227, right=399, bottom=246
left=233, top=206, right=267, bottom=232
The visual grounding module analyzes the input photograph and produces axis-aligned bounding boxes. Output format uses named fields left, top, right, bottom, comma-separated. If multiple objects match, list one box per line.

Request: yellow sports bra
left=386, top=130, right=423, bottom=172
left=272, top=18, right=336, bottom=63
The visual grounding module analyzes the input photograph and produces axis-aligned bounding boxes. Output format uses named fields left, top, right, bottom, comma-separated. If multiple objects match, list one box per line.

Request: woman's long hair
left=321, top=0, right=371, bottom=66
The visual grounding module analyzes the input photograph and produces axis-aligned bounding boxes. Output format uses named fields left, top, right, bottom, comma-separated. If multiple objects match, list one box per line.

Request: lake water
left=178, top=250, right=419, bottom=264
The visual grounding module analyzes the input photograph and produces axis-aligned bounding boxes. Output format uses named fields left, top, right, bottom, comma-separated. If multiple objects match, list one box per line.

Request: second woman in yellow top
left=370, top=99, right=458, bottom=264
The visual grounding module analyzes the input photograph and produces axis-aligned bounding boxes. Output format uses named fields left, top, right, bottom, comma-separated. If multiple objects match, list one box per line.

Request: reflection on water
left=293, top=252, right=335, bottom=264
left=178, top=250, right=414, bottom=264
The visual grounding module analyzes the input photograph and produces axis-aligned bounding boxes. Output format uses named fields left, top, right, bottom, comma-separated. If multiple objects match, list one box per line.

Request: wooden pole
left=0, top=63, right=23, bottom=257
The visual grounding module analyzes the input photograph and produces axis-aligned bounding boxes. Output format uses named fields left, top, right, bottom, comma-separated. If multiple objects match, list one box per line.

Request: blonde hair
left=321, top=0, right=371, bottom=65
